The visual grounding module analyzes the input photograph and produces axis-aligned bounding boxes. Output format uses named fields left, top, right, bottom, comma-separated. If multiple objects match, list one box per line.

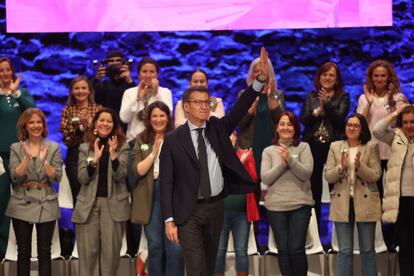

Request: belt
left=196, top=194, right=223, bottom=204
left=19, top=182, right=50, bottom=189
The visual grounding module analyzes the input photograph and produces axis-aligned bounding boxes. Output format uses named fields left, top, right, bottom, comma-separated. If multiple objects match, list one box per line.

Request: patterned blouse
left=60, top=103, right=102, bottom=147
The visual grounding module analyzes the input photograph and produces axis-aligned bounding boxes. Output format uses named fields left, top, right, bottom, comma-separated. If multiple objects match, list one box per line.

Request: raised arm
left=372, top=103, right=410, bottom=145
left=221, top=47, right=268, bottom=133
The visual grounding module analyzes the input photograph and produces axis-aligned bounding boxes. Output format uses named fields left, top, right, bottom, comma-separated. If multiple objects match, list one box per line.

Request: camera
left=93, top=58, right=133, bottom=79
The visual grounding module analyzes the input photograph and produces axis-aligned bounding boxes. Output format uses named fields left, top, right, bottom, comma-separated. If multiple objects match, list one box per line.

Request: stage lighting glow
left=6, top=0, right=392, bottom=32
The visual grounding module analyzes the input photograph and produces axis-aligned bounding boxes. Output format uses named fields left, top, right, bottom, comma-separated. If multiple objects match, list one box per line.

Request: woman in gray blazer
left=72, top=107, right=130, bottom=276
left=131, top=101, right=184, bottom=276
left=6, top=108, right=62, bottom=276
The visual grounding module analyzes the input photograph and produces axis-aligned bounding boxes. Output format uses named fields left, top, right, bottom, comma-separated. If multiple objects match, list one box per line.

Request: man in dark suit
left=160, top=48, right=270, bottom=276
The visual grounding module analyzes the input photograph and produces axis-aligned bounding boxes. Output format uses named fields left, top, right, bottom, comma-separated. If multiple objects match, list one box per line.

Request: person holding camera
left=91, top=50, right=135, bottom=132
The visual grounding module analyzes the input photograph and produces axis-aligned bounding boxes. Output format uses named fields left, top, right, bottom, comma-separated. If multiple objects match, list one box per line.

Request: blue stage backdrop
left=0, top=0, right=413, bottom=160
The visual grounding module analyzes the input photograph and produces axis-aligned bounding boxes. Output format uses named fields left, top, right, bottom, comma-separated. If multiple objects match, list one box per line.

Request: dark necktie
left=196, top=128, right=211, bottom=198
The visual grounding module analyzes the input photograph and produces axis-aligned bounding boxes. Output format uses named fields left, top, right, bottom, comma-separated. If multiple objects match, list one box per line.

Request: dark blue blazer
left=160, top=85, right=259, bottom=225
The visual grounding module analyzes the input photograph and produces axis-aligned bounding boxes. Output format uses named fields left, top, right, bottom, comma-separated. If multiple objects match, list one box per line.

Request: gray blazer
left=6, top=140, right=62, bottom=223
left=72, top=142, right=131, bottom=224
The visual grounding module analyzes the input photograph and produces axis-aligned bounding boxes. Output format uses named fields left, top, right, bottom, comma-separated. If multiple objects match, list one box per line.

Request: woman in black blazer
left=301, top=62, right=350, bottom=231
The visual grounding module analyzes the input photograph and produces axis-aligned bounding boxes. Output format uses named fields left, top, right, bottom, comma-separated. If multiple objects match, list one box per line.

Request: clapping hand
left=10, top=73, right=22, bottom=93
left=276, top=143, right=290, bottom=165
left=354, top=151, right=361, bottom=170
left=20, top=141, right=31, bottom=159
left=318, top=87, right=331, bottom=105
left=108, top=136, right=118, bottom=159
left=340, top=149, right=349, bottom=171
left=363, top=84, right=374, bottom=105
left=387, top=82, right=395, bottom=94
left=79, top=108, right=89, bottom=126
left=258, top=47, right=269, bottom=83
left=94, top=138, right=105, bottom=162
left=239, top=148, right=253, bottom=164
left=263, top=77, right=276, bottom=95
left=150, top=78, right=159, bottom=96
left=152, top=134, right=163, bottom=157
left=39, top=143, right=49, bottom=164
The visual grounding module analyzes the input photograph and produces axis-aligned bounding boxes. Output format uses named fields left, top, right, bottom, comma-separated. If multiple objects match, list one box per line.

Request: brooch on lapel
left=368, top=184, right=379, bottom=193
left=141, top=144, right=149, bottom=151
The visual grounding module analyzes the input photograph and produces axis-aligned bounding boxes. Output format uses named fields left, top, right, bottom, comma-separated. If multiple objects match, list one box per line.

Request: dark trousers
left=267, top=206, right=311, bottom=276
left=396, top=196, right=414, bottom=276
left=178, top=199, right=224, bottom=276
left=308, top=141, right=330, bottom=231
left=65, top=146, right=81, bottom=206
left=12, top=218, right=55, bottom=276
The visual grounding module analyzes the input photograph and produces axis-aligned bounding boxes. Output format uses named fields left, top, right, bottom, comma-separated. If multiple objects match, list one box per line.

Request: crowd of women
left=0, top=51, right=413, bottom=276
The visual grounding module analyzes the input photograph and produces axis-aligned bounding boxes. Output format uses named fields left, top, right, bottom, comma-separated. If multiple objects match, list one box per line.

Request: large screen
left=7, top=0, right=392, bottom=32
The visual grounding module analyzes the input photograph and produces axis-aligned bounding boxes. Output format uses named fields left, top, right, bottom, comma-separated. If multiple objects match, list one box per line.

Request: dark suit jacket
left=301, top=91, right=350, bottom=143
left=160, top=85, right=259, bottom=225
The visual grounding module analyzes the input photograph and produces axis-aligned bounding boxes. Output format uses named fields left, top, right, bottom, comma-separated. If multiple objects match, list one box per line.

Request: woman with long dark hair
left=131, top=101, right=184, bottom=275
left=72, top=107, right=130, bottom=276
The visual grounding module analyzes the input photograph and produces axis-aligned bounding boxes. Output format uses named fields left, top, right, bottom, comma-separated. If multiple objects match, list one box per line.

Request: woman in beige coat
left=7, top=108, right=62, bottom=276
left=72, top=107, right=130, bottom=276
left=131, top=101, right=184, bottom=276
left=325, top=113, right=381, bottom=276
left=372, top=103, right=414, bottom=276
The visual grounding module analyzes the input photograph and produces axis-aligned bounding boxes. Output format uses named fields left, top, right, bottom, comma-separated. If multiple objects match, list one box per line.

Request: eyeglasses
left=346, top=123, right=361, bottom=129
left=187, top=100, right=211, bottom=107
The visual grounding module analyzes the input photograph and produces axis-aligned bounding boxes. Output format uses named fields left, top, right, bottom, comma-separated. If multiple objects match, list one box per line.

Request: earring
left=93, top=128, right=98, bottom=136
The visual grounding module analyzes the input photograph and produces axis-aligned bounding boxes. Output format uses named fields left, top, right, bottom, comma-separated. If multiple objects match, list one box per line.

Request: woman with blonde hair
left=6, top=108, right=62, bottom=276
left=356, top=60, right=407, bottom=250
left=60, top=75, right=102, bottom=205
